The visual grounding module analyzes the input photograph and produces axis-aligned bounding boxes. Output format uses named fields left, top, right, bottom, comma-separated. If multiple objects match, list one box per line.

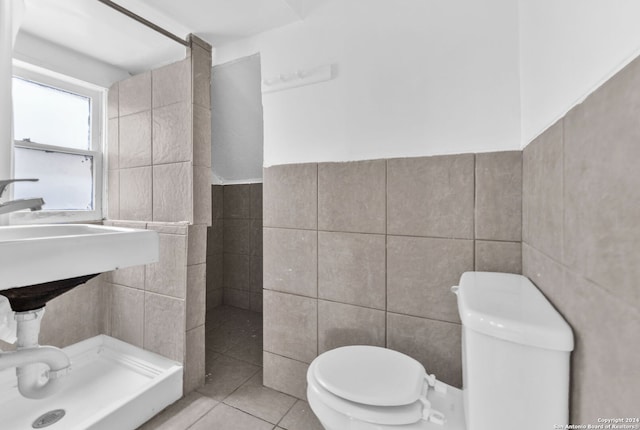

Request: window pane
left=12, top=77, right=91, bottom=150
left=14, top=148, right=94, bottom=211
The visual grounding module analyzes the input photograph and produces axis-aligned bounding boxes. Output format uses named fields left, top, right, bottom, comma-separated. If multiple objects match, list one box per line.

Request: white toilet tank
left=455, top=272, right=574, bottom=430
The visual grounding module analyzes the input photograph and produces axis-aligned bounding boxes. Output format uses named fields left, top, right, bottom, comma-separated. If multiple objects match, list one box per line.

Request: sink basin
left=0, top=224, right=159, bottom=291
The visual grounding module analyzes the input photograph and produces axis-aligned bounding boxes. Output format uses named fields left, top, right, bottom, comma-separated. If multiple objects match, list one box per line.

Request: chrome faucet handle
left=0, top=179, right=39, bottom=198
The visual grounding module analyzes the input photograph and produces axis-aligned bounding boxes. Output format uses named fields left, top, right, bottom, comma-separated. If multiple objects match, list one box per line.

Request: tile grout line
left=384, top=159, right=388, bottom=347
left=275, top=398, right=298, bottom=428
left=560, top=118, right=565, bottom=269
left=150, top=72, right=155, bottom=223
left=198, top=304, right=299, bottom=429
left=263, top=350, right=312, bottom=366
left=116, top=93, right=121, bottom=220
left=185, top=394, right=224, bottom=429
left=219, top=403, right=277, bottom=428
left=266, top=289, right=386, bottom=312
left=473, top=153, right=477, bottom=271
left=316, top=163, right=319, bottom=359
left=219, top=365, right=262, bottom=403
left=265, top=224, right=488, bottom=242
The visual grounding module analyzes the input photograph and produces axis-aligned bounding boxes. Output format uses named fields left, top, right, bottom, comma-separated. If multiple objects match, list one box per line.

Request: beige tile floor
left=138, top=305, right=324, bottom=430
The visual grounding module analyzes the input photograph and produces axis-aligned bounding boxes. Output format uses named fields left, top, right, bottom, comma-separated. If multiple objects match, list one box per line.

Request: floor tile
left=190, top=403, right=274, bottom=430
left=137, top=392, right=217, bottom=430
left=205, top=325, right=241, bottom=353
left=244, top=369, right=264, bottom=386
left=197, top=354, right=261, bottom=401
left=140, top=305, right=319, bottom=430
left=206, top=305, right=257, bottom=328
left=226, top=335, right=263, bottom=366
left=224, top=376, right=296, bottom=424
left=205, top=309, right=226, bottom=328
left=278, top=400, right=324, bottom=430
left=220, top=305, right=262, bottom=328
left=205, top=347, right=221, bottom=364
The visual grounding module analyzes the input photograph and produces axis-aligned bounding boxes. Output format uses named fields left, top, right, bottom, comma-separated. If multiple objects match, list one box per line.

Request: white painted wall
left=12, top=0, right=640, bottom=174
left=211, top=54, right=264, bottom=183
left=215, top=0, right=522, bottom=166
left=519, top=0, right=640, bottom=146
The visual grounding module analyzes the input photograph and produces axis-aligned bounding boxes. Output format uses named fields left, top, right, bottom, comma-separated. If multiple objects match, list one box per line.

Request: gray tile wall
left=522, top=55, right=640, bottom=422
left=0, top=229, right=109, bottom=352
left=206, top=185, right=224, bottom=310
left=219, top=183, right=263, bottom=312
left=39, top=275, right=108, bottom=348
left=263, top=153, right=522, bottom=399
left=106, top=36, right=212, bottom=395
left=205, top=183, right=263, bottom=313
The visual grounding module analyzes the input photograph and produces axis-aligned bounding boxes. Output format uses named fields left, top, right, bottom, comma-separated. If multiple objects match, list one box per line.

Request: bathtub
left=0, top=335, right=182, bottom=429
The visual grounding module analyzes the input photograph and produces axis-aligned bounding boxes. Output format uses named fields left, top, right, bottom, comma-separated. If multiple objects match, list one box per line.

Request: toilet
left=307, top=272, right=574, bottom=430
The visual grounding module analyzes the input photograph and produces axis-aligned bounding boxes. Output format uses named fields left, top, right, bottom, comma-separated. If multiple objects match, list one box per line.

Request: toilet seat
left=312, top=345, right=426, bottom=406
left=308, top=346, right=449, bottom=426
left=308, top=359, right=425, bottom=425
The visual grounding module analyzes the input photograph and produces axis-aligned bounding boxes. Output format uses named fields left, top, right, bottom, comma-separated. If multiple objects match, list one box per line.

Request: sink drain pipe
left=0, top=308, right=71, bottom=399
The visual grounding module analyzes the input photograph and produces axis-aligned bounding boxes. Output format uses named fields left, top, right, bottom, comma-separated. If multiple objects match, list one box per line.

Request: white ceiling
left=18, top=0, right=314, bottom=74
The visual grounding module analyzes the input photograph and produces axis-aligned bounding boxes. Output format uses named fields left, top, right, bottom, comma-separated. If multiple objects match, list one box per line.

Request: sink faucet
left=0, top=179, right=45, bottom=215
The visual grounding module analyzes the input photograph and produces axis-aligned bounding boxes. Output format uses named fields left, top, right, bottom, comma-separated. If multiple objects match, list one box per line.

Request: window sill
left=8, top=210, right=103, bottom=225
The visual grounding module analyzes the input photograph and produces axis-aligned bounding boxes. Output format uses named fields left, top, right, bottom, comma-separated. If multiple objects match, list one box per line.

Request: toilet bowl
left=306, top=345, right=465, bottom=430
left=306, top=272, right=574, bottom=430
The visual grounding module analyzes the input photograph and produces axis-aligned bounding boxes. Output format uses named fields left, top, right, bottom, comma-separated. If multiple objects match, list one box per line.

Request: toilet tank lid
left=456, top=272, right=574, bottom=352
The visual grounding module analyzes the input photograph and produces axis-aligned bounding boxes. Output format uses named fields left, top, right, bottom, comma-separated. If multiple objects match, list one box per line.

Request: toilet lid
left=312, top=346, right=426, bottom=406
left=308, top=369, right=425, bottom=426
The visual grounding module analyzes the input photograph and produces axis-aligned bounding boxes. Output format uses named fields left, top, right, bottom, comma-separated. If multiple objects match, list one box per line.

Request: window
left=11, top=64, right=104, bottom=223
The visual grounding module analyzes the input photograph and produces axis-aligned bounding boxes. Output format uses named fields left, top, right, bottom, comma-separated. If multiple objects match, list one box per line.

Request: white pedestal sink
left=0, top=224, right=159, bottom=291
left=0, top=224, right=173, bottom=419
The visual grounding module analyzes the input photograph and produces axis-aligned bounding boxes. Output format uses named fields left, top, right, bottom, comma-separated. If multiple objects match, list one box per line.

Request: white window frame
left=10, top=62, right=106, bottom=224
